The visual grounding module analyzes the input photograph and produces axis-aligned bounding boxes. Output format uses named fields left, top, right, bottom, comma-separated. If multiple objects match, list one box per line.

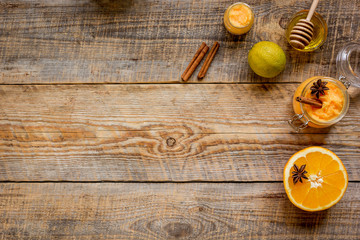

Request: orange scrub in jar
left=292, top=76, right=349, bottom=128
left=303, top=82, right=344, bottom=122
left=224, top=2, right=254, bottom=35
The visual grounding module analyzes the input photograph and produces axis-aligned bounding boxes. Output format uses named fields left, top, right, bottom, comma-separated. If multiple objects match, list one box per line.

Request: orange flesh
left=287, top=151, right=346, bottom=209
left=228, top=4, right=252, bottom=28
left=303, top=82, right=344, bottom=122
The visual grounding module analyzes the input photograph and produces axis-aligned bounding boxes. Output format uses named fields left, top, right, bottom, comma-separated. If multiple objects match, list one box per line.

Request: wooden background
left=0, top=0, right=359, bottom=239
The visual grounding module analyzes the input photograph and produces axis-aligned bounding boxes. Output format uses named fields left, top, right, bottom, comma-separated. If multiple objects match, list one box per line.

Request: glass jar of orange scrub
left=224, top=2, right=254, bottom=35
left=289, top=43, right=360, bottom=131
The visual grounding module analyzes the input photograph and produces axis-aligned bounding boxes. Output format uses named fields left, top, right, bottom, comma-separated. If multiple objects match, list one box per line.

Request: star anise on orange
left=311, top=79, right=329, bottom=99
left=292, top=164, right=308, bottom=184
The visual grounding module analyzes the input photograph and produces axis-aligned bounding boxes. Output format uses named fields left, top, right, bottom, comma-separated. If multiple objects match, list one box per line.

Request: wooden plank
left=1, top=84, right=359, bottom=135
left=1, top=132, right=359, bottom=181
left=0, top=0, right=359, bottom=84
left=0, top=182, right=359, bottom=239
left=1, top=84, right=359, bottom=181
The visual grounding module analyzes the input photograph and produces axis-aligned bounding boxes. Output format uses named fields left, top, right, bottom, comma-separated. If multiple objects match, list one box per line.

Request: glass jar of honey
left=289, top=43, right=360, bottom=131
left=224, top=2, right=254, bottom=35
left=286, top=10, right=327, bottom=52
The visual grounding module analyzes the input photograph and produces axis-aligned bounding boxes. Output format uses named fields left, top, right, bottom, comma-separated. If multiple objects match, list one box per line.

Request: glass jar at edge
left=336, top=42, right=360, bottom=88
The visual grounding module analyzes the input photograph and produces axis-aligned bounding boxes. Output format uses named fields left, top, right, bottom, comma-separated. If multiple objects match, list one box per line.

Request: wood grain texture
left=0, top=182, right=359, bottom=239
left=1, top=1, right=359, bottom=238
left=1, top=84, right=359, bottom=181
left=0, top=0, right=359, bottom=84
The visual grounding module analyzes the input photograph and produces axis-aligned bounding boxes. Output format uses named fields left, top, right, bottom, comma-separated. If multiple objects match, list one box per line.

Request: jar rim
left=300, top=77, right=350, bottom=126
left=225, top=2, right=254, bottom=30
left=336, top=42, right=360, bottom=88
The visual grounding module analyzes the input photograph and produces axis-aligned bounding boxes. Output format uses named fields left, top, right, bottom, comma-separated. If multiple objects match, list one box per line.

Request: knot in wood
left=279, top=14, right=291, bottom=29
left=164, top=222, right=193, bottom=238
left=166, top=137, right=176, bottom=147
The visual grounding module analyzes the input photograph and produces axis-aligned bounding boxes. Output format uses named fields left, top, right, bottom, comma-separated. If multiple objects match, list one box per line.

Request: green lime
left=248, top=41, right=286, bottom=78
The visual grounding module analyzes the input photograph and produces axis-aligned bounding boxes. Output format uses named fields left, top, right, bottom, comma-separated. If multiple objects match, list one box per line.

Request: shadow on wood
left=92, top=0, right=134, bottom=11
left=282, top=196, right=329, bottom=227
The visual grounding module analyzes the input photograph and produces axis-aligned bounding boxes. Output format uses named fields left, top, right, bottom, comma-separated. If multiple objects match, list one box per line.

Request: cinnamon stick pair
left=181, top=42, right=219, bottom=81
left=198, top=42, right=220, bottom=80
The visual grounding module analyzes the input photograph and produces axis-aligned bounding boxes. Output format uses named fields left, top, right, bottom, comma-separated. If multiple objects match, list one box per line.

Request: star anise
left=292, top=164, right=308, bottom=184
left=311, top=79, right=329, bottom=99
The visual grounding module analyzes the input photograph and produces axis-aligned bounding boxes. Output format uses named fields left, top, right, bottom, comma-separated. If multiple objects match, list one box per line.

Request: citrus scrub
left=284, top=147, right=348, bottom=211
left=292, top=76, right=349, bottom=128
left=304, top=82, right=344, bottom=122
left=248, top=41, right=286, bottom=78
left=224, top=2, right=254, bottom=35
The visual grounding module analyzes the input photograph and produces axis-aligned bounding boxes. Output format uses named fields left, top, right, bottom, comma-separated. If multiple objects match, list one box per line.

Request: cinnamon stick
left=296, top=97, right=322, bottom=108
left=198, top=42, right=220, bottom=79
left=181, top=42, right=207, bottom=80
left=182, top=45, right=209, bottom=81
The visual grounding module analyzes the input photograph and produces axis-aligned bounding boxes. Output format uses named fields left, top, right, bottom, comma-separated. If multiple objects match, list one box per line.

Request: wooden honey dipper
left=289, top=0, right=320, bottom=49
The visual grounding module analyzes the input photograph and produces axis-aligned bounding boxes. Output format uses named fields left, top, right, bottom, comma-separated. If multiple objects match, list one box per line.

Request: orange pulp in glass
left=293, top=76, right=346, bottom=128
left=303, top=82, right=344, bottom=123
left=224, top=3, right=254, bottom=35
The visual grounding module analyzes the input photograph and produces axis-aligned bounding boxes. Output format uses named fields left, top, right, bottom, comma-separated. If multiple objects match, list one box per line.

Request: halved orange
left=284, top=146, right=348, bottom=211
